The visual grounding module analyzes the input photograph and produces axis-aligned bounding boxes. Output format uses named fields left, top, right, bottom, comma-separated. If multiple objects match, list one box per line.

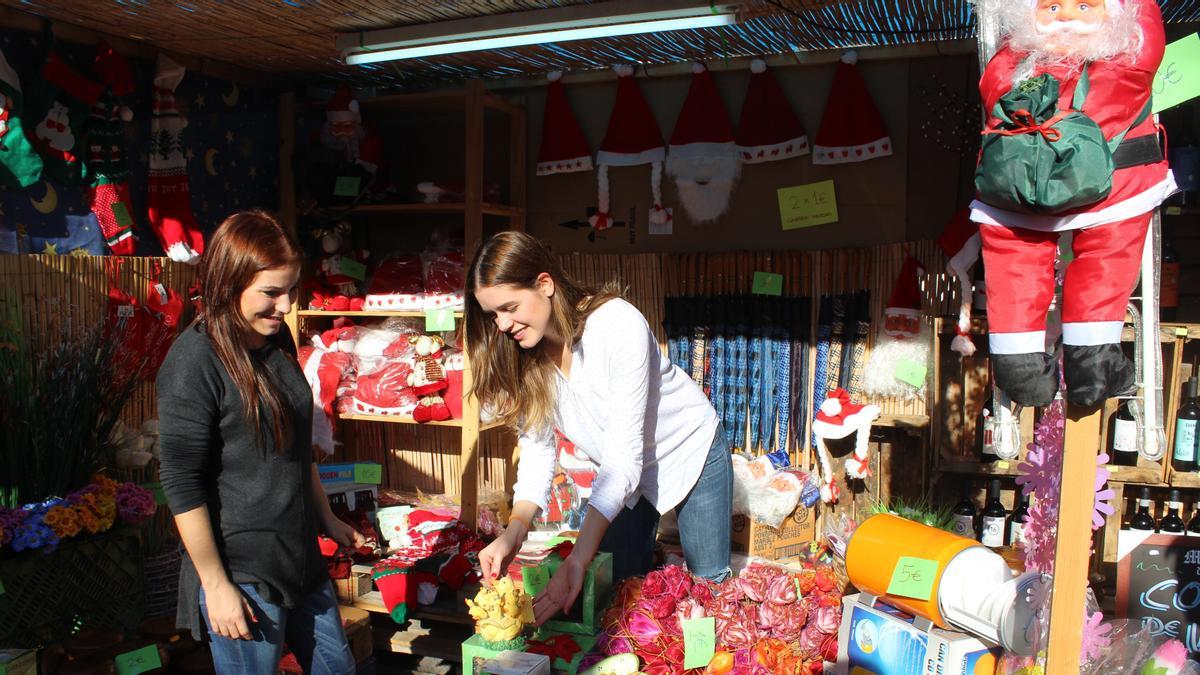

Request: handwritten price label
left=682, top=616, right=716, bottom=669
left=115, top=644, right=162, bottom=675
left=333, top=175, right=361, bottom=197
left=337, top=257, right=366, bottom=281
left=1153, top=33, right=1200, bottom=113
left=777, top=180, right=838, bottom=230
left=425, top=307, right=455, bottom=332
left=523, top=566, right=550, bottom=596
left=894, top=359, right=927, bottom=388
left=353, top=463, right=382, bottom=484
left=887, top=556, right=938, bottom=600
left=751, top=271, right=783, bottom=296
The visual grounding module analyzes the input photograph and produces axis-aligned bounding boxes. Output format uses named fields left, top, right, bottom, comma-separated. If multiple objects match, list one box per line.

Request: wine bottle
left=1009, top=487, right=1031, bottom=547
left=1109, top=400, right=1139, bottom=467
left=1173, top=377, right=1200, bottom=473
left=1130, top=488, right=1157, bottom=531
left=980, top=479, right=1007, bottom=548
left=1161, top=490, right=1186, bottom=533
left=951, top=495, right=977, bottom=539
left=1187, top=502, right=1200, bottom=537
left=1161, top=234, right=1180, bottom=323
left=979, top=396, right=998, bottom=463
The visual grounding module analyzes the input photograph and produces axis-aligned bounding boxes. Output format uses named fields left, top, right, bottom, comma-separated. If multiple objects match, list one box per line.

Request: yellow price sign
left=777, top=180, right=839, bottom=230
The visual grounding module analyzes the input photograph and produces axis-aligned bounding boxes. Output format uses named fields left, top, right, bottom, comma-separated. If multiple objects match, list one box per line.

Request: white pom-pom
left=820, top=397, right=842, bottom=416
left=119, top=106, right=133, bottom=122
left=692, top=62, right=705, bottom=74
left=841, top=50, right=858, bottom=65
left=547, top=70, right=563, bottom=82
left=348, top=99, right=359, bottom=113
left=951, top=333, right=976, bottom=357
left=613, top=64, right=634, bottom=77
left=750, top=59, right=766, bottom=74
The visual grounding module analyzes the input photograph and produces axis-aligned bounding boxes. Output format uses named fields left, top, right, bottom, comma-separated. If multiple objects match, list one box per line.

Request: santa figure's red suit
left=971, top=0, right=1177, bottom=407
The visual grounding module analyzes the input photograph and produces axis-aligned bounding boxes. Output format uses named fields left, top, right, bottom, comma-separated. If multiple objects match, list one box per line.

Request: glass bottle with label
left=951, top=495, right=977, bottom=539
left=979, top=479, right=1007, bottom=548
left=1008, top=487, right=1031, bottom=547
left=1161, top=235, right=1180, bottom=322
left=1108, top=400, right=1139, bottom=467
left=1187, top=502, right=1200, bottom=537
left=1130, top=487, right=1157, bottom=531
left=1161, top=490, right=1186, bottom=533
left=1173, top=377, right=1200, bottom=473
left=978, top=396, right=999, bottom=463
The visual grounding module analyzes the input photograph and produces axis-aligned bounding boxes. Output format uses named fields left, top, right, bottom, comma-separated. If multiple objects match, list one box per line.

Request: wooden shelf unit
left=286, top=80, right=525, bottom=529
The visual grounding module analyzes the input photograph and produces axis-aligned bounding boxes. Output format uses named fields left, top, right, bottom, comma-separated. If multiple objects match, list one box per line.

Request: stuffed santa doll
left=971, top=0, right=1176, bottom=407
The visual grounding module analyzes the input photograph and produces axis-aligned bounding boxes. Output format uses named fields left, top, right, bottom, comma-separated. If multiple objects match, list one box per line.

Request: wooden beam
left=459, top=79, right=486, bottom=530
left=278, top=92, right=297, bottom=236
left=509, top=98, right=527, bottom=233
left=1045, top=403, right=1103, bottom=672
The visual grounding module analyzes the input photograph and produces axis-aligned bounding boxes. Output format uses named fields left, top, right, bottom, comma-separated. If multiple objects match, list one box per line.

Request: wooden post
left=279, top=92, right=299, bottom=342
left=509, top=99, right=527, bottom=233
left=1045, top=403, right=1103, bottom=672
left=460, top=79, right=486, bottom=529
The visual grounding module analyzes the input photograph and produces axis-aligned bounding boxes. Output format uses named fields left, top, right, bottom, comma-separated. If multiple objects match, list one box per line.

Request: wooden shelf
left=875, top=414, right=930, bottom=429
left=1105, top=465, right=1166, bottom=485
left=340, top=413, right=503, bottom=431
left=298, top=309, right=463, bottom=318
left=349, top=591, right=387, bottom=614
left=937, top=458, right=1022, bottom=476
left=348, top=202, right=524, bottom=218
left=1169, top=471, right=1200, bottom=488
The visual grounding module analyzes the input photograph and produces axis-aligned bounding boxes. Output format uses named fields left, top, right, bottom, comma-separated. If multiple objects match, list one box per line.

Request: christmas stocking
left=30, top=51, right=104, bottom=185
left=0, top=48, right=44, bottom=189
left=87, top=43, right=136, bottom=255
left=147, top=54, right=203, bottom=263
left=372, top=560, right=416, bottom=624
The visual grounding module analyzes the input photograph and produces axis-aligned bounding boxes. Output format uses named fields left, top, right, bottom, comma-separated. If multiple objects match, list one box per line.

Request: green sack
left=974, top=66, right=1150, bottom=215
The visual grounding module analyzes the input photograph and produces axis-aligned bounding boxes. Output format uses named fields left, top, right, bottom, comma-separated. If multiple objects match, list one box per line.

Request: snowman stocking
left=87, top=43, right=136, bottom=255
left=147, top=54, right=203, bottom=263
left=0, top=48, right=44, bottom=189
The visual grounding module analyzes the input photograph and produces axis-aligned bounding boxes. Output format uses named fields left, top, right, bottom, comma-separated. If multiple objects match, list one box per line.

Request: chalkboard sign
left=1116, top=534, right=1200, bottom=654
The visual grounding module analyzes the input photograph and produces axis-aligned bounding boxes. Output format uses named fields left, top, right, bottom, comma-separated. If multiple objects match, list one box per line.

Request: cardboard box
left=335, top=564, right=375, bottom=604
left=318, top=462, right=383, bottom=487
left=463, top=634, right=520, bottom=675
left=512, top=551, right=613, bottom=635
left=338, top=605, right=374, bottom=664
left=731, top=505, right=817, bottom=560
left=835, top=593, right=1002, bottom=675
left=481, top=651, right=551, bottom=675
left=0, top=650, right=37, bottom=675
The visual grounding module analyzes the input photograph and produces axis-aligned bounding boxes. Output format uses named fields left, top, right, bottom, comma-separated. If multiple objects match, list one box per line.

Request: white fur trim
left=548, top=70, right=563, bottom=82
left=536, top=155, right=593, bottom=176
left=969, top=173, right=1178, bottom=232
left=821, top=398, right=842, bottom=416
left=989, top=330, right=1046, bottom=355
left=597, top=146, right=666, bottom=167
left=1062, top=321, right=1124, bottom=346
left=613, top=64, right=634, bottom=77
left=651, top=160, right=663, bottom=206
left=674, top=177, right=736, bottom=223
left=166, top=241, right=201, bottom=264
left=886, top=307, right=922, bottom=319
left=737, top=136, right=810, bottom=164
left=812, top=137, right=892, bottom=165
left=815, top=438, right=838, bottom=504
left=691, top=62, right=706, bottom=74
left=327, top=110, right=357, bottom=123
left=750, top=58, right=766, bottom=74
left=596, top=163, right=610, bottom=215
left=841, top=50, right=858, bottom=65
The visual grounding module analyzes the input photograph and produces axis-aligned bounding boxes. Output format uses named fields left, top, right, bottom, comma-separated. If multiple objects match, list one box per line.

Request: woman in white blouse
left=465, top=231, right=732, bottom=625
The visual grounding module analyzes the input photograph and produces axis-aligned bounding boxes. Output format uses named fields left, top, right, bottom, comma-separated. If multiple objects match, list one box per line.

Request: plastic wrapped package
left=423, top=249, right=465, bottom=311
left=351, top=326, right=405, bottom=374
left=299, top=344, right=356, bottom=455
left=350, top=359, right=417, bottom=417
left=731, top=454, right=801, bottom=527
left=363, top=254, right=424, bottom=311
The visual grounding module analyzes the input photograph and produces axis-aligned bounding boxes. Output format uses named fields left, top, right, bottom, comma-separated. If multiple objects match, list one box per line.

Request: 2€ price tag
left=894, top=359, right=927, bottom=388
left=682, top=616, right=716, bottom=669
left=115, top=644, right=162, bottom=675
left=523, top=566, right=550, bottom=597
left=333, top=175, right=361, bottom=197
left=887, top=556, right=938, bottom=601
left=751, top=271, right=783, bottom=296
left=353, top=463, right=382, bottom=484
left=425, top=307, right=455, bottom=332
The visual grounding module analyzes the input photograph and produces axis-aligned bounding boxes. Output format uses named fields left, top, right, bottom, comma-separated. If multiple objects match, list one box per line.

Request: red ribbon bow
left=983, top=108, right=1071, bottom=143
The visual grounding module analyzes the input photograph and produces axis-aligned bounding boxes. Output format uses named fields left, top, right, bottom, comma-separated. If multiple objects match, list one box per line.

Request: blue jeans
left=599, top=423, right=733, bottom=582
left=200, top=581, right=355, bottom=675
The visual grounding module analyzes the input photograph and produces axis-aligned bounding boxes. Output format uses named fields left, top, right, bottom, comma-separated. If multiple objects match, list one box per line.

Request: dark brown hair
left=464, top=231, right=620, bottom=434
left=198, top=210, right=303, bottom=454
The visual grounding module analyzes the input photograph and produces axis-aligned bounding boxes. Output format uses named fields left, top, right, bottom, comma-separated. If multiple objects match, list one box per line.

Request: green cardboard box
left=520, top=551, right=612, bottom=636
left=463, top=634, right=519, bottom=675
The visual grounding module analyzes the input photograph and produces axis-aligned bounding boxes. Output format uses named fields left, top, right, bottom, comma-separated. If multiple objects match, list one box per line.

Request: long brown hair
left=465, top=231, right=621, bottom=434
left=197, top=209, right=303, bottom=454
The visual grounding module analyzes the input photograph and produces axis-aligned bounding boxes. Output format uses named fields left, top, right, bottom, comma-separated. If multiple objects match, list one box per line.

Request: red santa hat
left=537, top=71, right=593, bottom=176
left=884, top=257, right=925, bottom=340
left=326, top=84, right=360, bottom=125
left=666, top=63, right=739, bottom=224
left=813, top=51, right=892, bottom=165
left=812, top=388, right=880, bottom=495
left=736, top=59, right=809, bottom=164
left=937, top=209, right=981, bottom=356
left=591, top=65, right=665, bottom=231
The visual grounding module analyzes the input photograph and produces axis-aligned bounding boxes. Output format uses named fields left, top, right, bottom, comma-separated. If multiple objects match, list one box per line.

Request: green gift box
left=520, top=551, right=612, bottom=636
left=530, top=629, right=597, bottom=675
left=463, top=634, right=527, bottom=675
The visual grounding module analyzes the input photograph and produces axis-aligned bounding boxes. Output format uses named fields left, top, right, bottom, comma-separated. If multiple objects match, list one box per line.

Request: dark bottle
left=978, top=396, right=999, bottom=463
left=1161, top=235, right=1180, bottom=322
left=1161, top=490, right=1186, bottom=533
left=1008, top=487, right=1031, bottom=547
left=1173, top=377, right=1200, bottom=473
left=1109, top=401, right=1139, bottom=467
left=1130, top=487, right=1157, bottom=531
left=979, top=479, right=1007, bottom=548
left=1188, top=503, right=1200, bottom=537
left=951, top=495, right=977, bottom=539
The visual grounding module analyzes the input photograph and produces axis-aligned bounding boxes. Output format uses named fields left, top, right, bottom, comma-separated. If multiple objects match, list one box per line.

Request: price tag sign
left=337, top=257, right=366, bottom=282
left=111, top=201, right=134, bottom=227
left=1153, top=33, right=1200, bottom=113
left=894, top=359, right=927, bottom=388
left=523, top=566, right=550, bottom=596
left=1167, top=206, right=1184, bottom=216
left=751, top=271, right=783, bottom=296
left=115, top=644, right=162, bottom=675
left=425, top=307, right=455, bottom=332
left=887, top=556, right=938, bottom=600
left=353, top=463, right=382, bottom=484
left=333, top=175, right=361, bottom=197
left=1176, top=327, right=1189, bottom=337
left=682, top=617, right=716, bottom=669
left=777, top=180, right=838, bottom=230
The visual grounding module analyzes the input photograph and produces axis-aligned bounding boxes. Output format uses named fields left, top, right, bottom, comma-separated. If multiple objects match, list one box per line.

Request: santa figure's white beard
left=666, top=153, right=741, bottom=223
left=320, top=124, right=366, bottom=164
left=862, top=325, right=931, bottom=400
left=994, top=3, right=1143, bottom=83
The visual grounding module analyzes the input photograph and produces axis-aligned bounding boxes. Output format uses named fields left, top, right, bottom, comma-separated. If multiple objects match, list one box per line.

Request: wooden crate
left=339, top=606, right=373, bottom=664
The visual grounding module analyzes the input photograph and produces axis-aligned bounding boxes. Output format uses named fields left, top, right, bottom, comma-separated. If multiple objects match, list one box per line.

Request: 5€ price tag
left=894, top=359, right=927, bottom=388
left=682, top=617, right=716, bottom=669
left=425, top=307, right=455, bottom=332
left=115, top=644, right=162, bottom=675
left=353, top=463, right=382, bottom=484
left=523, top=566, right=550, bottom=596
left=752, top=271, right=783, bottom=296
left=887, top=556, right=938, bottom=600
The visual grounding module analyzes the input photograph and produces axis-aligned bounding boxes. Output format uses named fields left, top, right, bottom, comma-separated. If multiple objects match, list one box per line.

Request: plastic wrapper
left=363, top=254, right=424, bottom=311
left=1078, top=620, right=1200, bottom=675
left=352, top=326, right=405, bottom=374
left=732, top=454, right=804, bottom=528
left=422, top=249, right=465, bottom=311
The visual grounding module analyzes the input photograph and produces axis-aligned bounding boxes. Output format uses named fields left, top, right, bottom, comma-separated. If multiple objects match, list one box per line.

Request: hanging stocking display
left=87, top=42, right=136, bottom=255
left=0, top=48, right=44, bottom=189
left=30, top=51, right=104, bottom=185
left=147, top=54, right=203, bottom=263
left=143, top=268, right=184, bottom=380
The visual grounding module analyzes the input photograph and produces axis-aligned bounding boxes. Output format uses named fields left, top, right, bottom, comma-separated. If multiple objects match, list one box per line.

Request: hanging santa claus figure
left=971, top=0, right=1177, bottom=407
left=320, top=84, right=382, bottom=177
left=863, top=257, right=931, bottom=400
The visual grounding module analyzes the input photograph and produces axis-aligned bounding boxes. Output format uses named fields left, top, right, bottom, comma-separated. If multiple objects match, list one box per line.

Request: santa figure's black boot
left=1064, top=343, right=1135, bottom=408
left=992, top=352, right=1059, bottom=407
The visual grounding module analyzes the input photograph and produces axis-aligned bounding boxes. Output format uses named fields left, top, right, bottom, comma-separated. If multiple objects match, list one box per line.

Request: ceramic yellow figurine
left=465, top=576, right=534, bottom=645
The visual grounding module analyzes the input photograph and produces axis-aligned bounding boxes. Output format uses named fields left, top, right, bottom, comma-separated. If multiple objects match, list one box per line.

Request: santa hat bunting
left=591, top=65, right=666, bottom=231
left=537, top=72, right=592, bottom=176
left=884, top=257, right=925, bottom=339
left=736, top=59, right=809, bottom=164
left=812, top=388, right=880, bottom=488
left=326, top=84, right=360, bottom=125
left=666, top=63, right=739, bottom=224
left=813, top=51, right=892, bottom=165
left=938, top=210, right=981, bottom=356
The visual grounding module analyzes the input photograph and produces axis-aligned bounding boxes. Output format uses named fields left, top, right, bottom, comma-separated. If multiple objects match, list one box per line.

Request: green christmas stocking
left=0, top=48, right=44, bottom=189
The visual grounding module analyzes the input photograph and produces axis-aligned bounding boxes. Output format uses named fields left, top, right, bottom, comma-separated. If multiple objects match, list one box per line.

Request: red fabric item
left=89, top=181, right=135, bottom=255
left=937, top=209, right=979, bottom=263
left=537, top=73, right=593, bottom=176
left=598, top=70, right=663, bottom=163
left=813, top=54, right=891, bottom=164
left=444, top=370, right=463, bottom=419
left=93, top=41, right=134, bottom=96
left=436, top=553, right=478, bottom=590
left=423, top=250, right=464, bottom=296
left=143, top=278, right=183, bottom=379
left=366, top=255, right=424, bottom=295
left=885, top=257, right=924, bottom=316
left=42, top=52, right=105, bottom=105
left=147, top=55, right=203, bottom=262
left=669, top=65, right=734, bottom=150
left=736, top=60, right=809, bottom=164
left=550, top=540, right=575, bottom=560
left=355, top=361, right=415, bottom=410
